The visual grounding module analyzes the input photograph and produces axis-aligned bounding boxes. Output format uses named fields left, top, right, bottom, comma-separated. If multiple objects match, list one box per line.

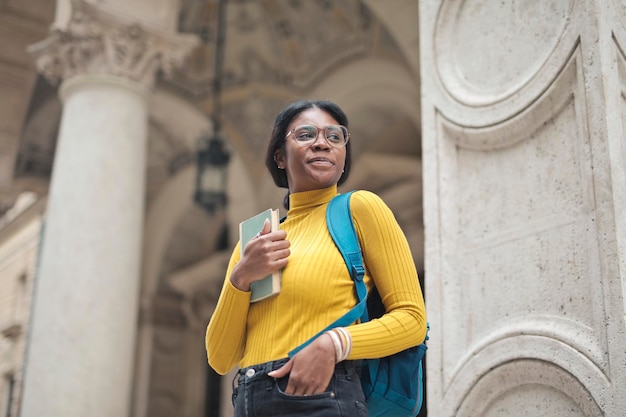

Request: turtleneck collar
left=287, top=185, right=338, bottom=218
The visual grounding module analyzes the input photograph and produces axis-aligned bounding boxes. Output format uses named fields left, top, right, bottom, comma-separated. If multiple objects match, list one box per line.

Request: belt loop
left=231, top=371, right=240, bottom=406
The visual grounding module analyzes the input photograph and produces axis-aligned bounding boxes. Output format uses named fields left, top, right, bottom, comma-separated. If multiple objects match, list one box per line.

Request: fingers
left=244, top=229, right=289, bottom=257
left=268, top=338, right=336, bottom=396
left=270, top=362, right=328, bottom=396
left=234, top=223, right=289, bottom=291
left=233, top=230, right=290, bottom=290
left=255, top=229, right=288, bottom=244
left=250, top=238, right=290, bottom=262
left=269, top=361, right=317, bottom=396
left=248, top=230, right=290, bottom=260
left=268, top=359, right=292, bottom=379
left=281, top=364, right=330, bottom=396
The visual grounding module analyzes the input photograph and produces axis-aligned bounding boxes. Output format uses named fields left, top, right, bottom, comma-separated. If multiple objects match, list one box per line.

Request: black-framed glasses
left=286, top=124, right=350, bottom=148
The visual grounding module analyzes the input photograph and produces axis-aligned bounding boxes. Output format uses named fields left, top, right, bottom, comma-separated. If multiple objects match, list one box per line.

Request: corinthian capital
left=28, top=0, right=199, bottom=88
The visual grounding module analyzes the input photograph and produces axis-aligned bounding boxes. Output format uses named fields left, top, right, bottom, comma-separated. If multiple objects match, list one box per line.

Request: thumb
left=259, top=218, right=272, bottom=235
left=268, top=359, right=293, bottom=378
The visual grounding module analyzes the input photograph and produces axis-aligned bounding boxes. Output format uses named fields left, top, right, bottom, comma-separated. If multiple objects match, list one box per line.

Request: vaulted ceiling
left=0, top=0, right=423, bottom=291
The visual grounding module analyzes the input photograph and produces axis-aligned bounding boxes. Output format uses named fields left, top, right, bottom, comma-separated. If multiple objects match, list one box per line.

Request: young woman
left=206, top=100, right=427, bottom=416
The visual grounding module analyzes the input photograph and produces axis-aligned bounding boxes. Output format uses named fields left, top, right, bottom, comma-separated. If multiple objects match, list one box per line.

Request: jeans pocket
left=274, top=375, right=336, bottom=400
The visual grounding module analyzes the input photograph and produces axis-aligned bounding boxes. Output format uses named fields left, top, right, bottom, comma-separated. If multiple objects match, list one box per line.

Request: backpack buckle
left=352, top=265, right=365, bottom=281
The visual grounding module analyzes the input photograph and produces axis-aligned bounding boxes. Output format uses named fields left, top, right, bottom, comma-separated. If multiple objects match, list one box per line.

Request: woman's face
left=275, top=108, right=347, bottom=194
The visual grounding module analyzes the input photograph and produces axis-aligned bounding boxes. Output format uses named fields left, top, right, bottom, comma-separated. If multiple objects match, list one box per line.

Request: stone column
left=19, top=2, right=197, bottom=417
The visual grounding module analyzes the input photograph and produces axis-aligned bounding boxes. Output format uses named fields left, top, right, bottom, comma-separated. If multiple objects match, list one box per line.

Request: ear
left=274, top=149, right=286, bottom=169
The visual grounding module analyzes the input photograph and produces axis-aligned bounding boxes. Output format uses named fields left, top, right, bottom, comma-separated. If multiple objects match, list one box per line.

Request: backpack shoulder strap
left=326, top=191, right=369, bottom=323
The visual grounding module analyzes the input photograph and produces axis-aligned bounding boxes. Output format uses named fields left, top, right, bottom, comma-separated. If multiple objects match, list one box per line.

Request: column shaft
left=20, top=74, right=148, bottom=417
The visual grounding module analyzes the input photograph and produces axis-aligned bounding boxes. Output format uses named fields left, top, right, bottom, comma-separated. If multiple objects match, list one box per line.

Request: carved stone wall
left=28, top=1, right=198, bottom=89
left=420, top=1, right=626, bottom=416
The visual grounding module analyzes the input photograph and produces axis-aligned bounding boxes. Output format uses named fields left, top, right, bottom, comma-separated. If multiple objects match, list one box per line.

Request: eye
left=294, top=126, right=317, bottom=140
left=325, top=127, right=344, bottom=143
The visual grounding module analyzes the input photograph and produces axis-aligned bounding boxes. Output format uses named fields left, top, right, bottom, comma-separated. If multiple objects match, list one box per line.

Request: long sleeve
left=346, top=190, right=427, bottom=359
left=205, top=246, right=250, bottom=375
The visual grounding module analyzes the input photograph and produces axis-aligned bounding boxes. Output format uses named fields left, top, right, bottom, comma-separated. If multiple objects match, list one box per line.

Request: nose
left=311, top=130, right=331, bottom=149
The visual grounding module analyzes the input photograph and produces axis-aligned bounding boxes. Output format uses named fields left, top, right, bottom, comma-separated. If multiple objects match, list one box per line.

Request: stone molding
left=433, top=0, right=577, bottom=120
left=27, top=0, right=199, bottom=89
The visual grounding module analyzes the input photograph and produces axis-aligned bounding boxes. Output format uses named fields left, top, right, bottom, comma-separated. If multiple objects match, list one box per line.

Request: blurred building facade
left=0, top=1, right=624, bottom=417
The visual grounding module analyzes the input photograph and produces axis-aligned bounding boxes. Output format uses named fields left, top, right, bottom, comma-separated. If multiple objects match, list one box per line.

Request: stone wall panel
left=421, top=0, right=626, bottom=416
left=434, top=0, right=574, bottom=106
left=435, top=50, right=609, bottom=397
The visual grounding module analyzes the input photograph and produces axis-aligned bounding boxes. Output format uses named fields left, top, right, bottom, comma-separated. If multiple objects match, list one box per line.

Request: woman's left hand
left=267, top=333, right=336, bottom=396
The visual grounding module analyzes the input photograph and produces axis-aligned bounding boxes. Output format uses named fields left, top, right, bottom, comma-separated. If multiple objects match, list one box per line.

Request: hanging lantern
left=193, top=0, right=229, bottom=214
left=194, top=132, right=230, bottom=213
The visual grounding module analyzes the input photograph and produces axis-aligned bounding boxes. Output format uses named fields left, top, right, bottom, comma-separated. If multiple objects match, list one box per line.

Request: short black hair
left=265, top=99, right=352, bottom=190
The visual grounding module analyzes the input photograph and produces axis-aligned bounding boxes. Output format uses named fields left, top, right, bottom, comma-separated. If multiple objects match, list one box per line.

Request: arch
left=313, top=57, right=420, bottom=131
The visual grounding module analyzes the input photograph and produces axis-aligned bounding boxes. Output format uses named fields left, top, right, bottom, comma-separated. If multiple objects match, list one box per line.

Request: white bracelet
left=335, top=327, right=352, bottom=361
left=326, top=330, right=343, bottom=363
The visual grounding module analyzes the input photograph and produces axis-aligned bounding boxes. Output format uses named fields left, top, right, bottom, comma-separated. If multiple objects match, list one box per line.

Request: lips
left=307, top=157, right=334, bottom=165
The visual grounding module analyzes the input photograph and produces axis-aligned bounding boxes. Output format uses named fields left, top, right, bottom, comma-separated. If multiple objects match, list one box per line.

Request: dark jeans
left=232, top=358, right=369, bottom=417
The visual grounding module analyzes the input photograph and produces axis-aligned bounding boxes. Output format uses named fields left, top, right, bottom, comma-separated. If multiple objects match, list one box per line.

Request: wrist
left=229, top=267, right=251, bottom=292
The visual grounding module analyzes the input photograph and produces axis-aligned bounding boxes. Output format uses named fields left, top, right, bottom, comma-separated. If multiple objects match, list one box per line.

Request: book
left=239, top=208, right=281, bottom=303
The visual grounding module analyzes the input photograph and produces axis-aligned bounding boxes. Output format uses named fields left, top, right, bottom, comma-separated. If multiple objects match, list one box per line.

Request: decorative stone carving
left=430, top=43, right=613, bottom=416
left=27, top=0, right=199, bottom=88
left=434, top=0, right=575, bottom=109
left=172, top=0, right=381, bottom=94
left=454, top=359, right=604, bottom=417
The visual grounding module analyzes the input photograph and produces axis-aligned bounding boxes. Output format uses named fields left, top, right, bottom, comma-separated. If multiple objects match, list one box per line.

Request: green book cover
left=239, top=208, right=281, bottom=302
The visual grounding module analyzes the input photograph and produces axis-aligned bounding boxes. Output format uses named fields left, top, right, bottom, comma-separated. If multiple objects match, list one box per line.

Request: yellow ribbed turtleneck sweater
left=206, top=185, right=427, bottom=375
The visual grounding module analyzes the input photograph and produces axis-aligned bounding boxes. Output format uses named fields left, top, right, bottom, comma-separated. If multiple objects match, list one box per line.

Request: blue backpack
left=290, top=191, right=429, bottom=417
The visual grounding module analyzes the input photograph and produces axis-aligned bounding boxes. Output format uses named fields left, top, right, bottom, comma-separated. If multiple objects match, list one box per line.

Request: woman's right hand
left=229, top=219, right=290, bottom=292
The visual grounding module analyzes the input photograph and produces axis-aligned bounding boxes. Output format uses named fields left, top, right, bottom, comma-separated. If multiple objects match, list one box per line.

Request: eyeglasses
left=286, top=124, right=350, bottom=148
